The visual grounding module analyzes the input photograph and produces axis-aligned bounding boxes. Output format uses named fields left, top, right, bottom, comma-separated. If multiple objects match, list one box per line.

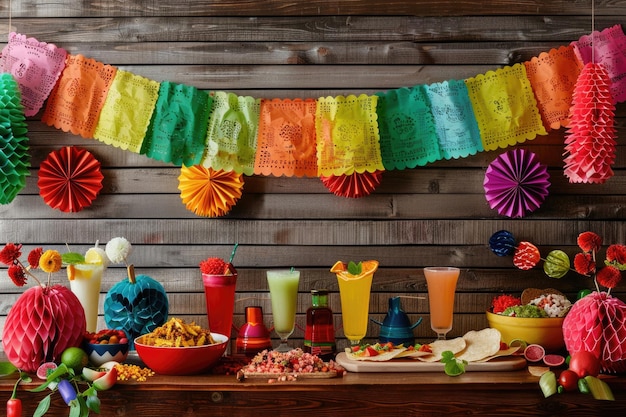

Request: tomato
left=418, top=344, right=432, bottom=353
left=569, top=351, right=601, bottom=378
left=364, top=346, right=379, bottom=357
left=558, top=369, right=579, bottom=392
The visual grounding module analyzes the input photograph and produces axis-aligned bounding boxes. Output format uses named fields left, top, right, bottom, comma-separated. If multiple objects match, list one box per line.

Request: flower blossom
left=596, top=265, right=622, bottom=288
left=8, top=264, right=27, bottom=286
left=606, top=244, right=626, bottom=266
left=0, top=243, right=22, bottom=265
left=577, top=231, right=602, bottom=253
left=39, top=250, right=63, bottom=274
left=573, top=252, right=595, bottom=276
left=27, top=247, right=43, bottom=269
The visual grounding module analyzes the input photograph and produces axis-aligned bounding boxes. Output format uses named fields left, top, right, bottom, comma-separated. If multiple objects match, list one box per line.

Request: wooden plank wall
left=1, top=0, right=626, bottom=351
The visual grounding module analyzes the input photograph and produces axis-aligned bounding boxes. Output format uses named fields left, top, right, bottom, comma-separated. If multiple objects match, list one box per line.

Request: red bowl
left=134, top=333, right=228, bottom=375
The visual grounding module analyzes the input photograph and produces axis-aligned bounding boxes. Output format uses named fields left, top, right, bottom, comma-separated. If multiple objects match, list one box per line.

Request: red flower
left=577, top=231, right=602, bottom=253
left=596, top=265, right=622, bottom=289
left=28, top=247, right=43, bottom=269
left=573, top=252, right=595, bottom=275
left=606, top=244, right=626, bottom=265
left=8, top=264, right=27, bottom=286
left=0, top=243, right=22, bottom=265
left=491, top=294, right=522, bottom=314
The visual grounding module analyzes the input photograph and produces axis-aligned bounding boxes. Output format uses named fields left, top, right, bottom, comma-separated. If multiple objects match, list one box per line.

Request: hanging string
left=5, top=0, right=12, bottom=57
left=591, top=0, right=595, bottom=65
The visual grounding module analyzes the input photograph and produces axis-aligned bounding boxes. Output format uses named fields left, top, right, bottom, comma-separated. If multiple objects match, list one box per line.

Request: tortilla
left=456, top=328, right=502, bottom=362
left=345, top=346, right=407, bottom=361
left=473, top=345, right=521, bottom=363
left=417, top=337, right=466, bottom=362
left=395, top=349, right=434, bottom=359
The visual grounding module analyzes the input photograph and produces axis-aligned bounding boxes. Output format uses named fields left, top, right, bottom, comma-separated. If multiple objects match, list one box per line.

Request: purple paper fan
left=483, top=149, right=550, bottom=218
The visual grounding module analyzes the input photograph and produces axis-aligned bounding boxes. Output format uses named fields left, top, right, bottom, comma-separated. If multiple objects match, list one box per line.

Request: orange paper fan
left=178, top=165, right=244, bottom=217
left=321, top=170, right=383, bottom=198
left=37, top=146, right=104, bottom=212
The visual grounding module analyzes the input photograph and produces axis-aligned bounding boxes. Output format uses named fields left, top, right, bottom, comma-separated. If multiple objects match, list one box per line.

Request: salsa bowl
left=485, top=311, right=565, bottom=352
left=134, top=332, right=228, bottom=375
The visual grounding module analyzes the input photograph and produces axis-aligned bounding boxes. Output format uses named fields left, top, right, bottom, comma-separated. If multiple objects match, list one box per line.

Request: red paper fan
left=38, top=146, right=104, bottom=212
left=483, top=148, right=550, bottom=218
left=321, top=170, right=383, bottom=198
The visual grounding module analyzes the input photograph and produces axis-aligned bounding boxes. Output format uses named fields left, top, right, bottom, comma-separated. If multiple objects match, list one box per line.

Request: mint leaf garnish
left=62, top=252, right=85, bottom=265
left=347, top=261, right=362, bottom=275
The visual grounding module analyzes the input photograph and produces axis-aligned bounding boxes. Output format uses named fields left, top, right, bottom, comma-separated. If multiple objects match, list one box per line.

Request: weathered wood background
left=1, top=0, right=625, bottom=351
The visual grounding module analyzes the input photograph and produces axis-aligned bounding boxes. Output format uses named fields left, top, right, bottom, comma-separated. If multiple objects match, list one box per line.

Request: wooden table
left=2, top=360, right=626, bottom=416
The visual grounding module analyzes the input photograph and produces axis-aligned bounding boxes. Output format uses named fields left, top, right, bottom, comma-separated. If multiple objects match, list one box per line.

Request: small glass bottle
left=304, top=289, right=336, bottom=361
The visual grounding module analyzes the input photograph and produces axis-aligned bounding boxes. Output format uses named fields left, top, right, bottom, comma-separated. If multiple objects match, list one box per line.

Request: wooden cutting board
left=335, top=352, right=527, bottom=373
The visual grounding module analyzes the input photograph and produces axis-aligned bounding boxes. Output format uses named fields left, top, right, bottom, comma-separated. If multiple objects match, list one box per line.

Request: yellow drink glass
left=332, top=260, right=378, bottom=346
left=68, top=263, right=104, bottom=333
left=424, top=266, right=460, bottom=340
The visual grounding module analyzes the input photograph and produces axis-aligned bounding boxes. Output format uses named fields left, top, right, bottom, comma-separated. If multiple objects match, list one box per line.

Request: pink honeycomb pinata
left=562, top=291, right=626, bottom=374
left=2, top=285, right=86, bottom=373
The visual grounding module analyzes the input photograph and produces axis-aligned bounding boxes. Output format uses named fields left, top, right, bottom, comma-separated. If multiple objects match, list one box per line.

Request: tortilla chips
left=138, top=317, right=216, bottom=347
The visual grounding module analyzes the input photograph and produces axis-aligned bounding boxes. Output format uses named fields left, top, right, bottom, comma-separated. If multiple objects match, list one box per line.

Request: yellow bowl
left=485, top=311, right=565, bottom=353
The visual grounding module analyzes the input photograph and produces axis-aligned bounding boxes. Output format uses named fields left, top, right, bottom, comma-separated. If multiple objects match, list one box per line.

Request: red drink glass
left=202, top=273, right=237, bottom=340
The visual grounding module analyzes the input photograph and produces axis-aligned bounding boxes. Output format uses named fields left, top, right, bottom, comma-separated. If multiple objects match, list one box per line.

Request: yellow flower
left=39, top=249, right=62, bottom=273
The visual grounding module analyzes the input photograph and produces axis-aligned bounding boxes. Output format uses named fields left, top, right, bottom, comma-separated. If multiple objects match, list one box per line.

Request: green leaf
left=29, top=363, right=71, bottom=393
left=440, top=350, right=467, bottom=376
left=33, top=394, right=52, bottom=417
left=347, top=261, right=362, bottom=275
left=82, top=385, right=97, bottom=397
left=0, top=361, right=18, bottom=376
left=86, top=394, right=101, bottom=414
left=62, top=252, right=85, bottom=265
left=29, top=379, right=56, bottom=393
left=69, top=400, right=82, bottom=417
left=48, top=363, right=70, bottom=380
left=19, top=372, right=32, bottom=383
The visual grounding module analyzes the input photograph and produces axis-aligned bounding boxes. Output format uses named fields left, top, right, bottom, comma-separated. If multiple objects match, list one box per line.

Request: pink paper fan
left=483, top=148, right=550, bottom=218
left=321, top=170, right=383, bottom=198
left=38, top=146, right=104, bottom=212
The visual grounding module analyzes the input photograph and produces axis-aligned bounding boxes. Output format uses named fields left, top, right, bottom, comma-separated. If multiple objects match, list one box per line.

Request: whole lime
left=61, top=346, right=88, bottom=372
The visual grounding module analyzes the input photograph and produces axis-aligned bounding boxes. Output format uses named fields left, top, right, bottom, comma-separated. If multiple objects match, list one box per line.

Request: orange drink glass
left=332, top=260, right=378, bottom=346
left=424, top=267, right=460, bottom=340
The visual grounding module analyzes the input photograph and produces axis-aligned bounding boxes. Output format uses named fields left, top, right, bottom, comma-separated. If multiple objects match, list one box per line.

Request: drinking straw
left=229, top=243, right=239, bottom=263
